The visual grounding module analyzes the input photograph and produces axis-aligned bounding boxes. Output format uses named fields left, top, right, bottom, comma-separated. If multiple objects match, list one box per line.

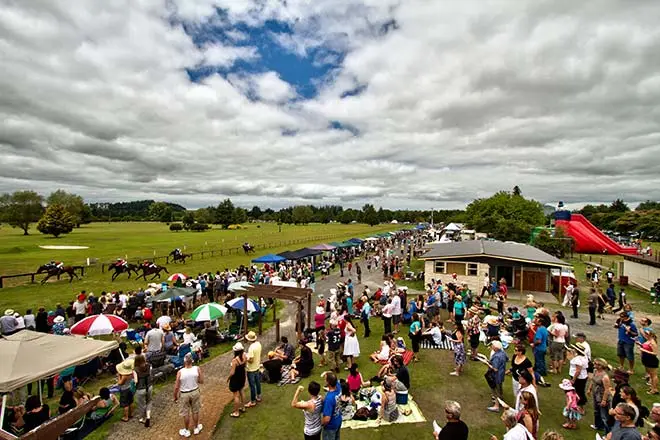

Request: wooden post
left=296, top=302, right=303, bottom=340
left=258, top=296, right=263, bottom=335
left=520, top=265, right=524, bottom=301
left=0, top=277, right=3, bottom=288
left=307, top=292, right=312, bottom=329
left=275, top=318, right=280, bottom=344
left=273, top=299, right=277, bottom=322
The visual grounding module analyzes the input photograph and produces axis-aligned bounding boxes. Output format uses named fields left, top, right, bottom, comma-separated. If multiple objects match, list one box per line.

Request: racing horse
left=36, top=265, right=80, bottom=284
left=108, top=262, right=139, bottom=281
left=136, top=264, right=169, bottom=281
left=242, top=243, right=255, bottom=255
left=169, top=250, right=192, bottom=264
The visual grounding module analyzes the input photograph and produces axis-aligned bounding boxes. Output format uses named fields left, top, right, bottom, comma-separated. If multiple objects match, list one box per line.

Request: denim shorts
left=617, top=341, right=634, bottom=361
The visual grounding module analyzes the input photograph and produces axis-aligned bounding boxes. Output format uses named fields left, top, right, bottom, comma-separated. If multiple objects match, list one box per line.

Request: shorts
left=179, top=388, right=201, bottom=416
left=393, top=314, right=401, bottom=325
left=550, top=342, right=566, bottom=361
left=469, top=333, right=480, bottom=349
left=119, top=389, right=134, bottom=408
left=617, top=341, right=635, bottom=361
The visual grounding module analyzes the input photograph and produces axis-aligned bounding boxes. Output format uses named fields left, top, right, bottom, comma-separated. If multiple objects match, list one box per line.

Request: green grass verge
left=0, top=222, right=396, bottom=312
left=213, top=312, right=656, bottom=440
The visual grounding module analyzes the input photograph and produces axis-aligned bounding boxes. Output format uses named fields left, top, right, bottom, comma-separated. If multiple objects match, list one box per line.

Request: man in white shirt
left=391, top=293, right=402, bottom=334
left=495, top=409, right=533, bottom=440
left=119, top=292, right=129, bottom=309
left=573, top=332, right=592, bottom=361
left=73, top=298, right=87, bottom=322
left=144, top=326, right=164, bottom=357
left=156, top=314, right=172, bottom=329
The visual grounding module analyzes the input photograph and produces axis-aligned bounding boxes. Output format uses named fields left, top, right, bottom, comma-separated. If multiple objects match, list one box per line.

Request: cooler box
left=396, top=391, right=408, bottom=405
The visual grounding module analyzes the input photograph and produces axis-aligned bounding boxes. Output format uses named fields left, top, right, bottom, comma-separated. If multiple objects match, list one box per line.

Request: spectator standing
left=245, top=331, right=262, bottom=408
left=326, top=321, right=343, bottom=373
left=321, top=373, right=342, bottom=440
left=144, top=325, right=164, bottom=359
left=616, top=312, right=638, bottom=374
left=73, top=296, right=87, bottom=323
left=391, top=293, right=402, bottom=334
left=487, top=341, right=509, bottom=412
left=610, top=403, right=642, bottom=440
left=588, top=288, right=599, bottom=325
left=533, top=315, right=549, bottom=377
left=589, top=358, right=612, bottom=433
left=134, top=354, right=152, bottom=427
left=570, top=287, right=580, bottom=319
left=360, top=297, right=371, bottom=338
left=433, top=400, right=469, bottom=440
left=116, top=359, right=135, bottom=422
left=291, top=382, right=323, bottom=440
left=174, top=353, right=203, bottom=437
left=381, top=299, right=394, bottom=335
left=489, top=408, right=533, bottom=440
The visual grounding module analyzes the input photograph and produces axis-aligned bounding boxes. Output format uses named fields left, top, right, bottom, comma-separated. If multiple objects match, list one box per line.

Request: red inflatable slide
left=555, top=213, right=637, bottom=255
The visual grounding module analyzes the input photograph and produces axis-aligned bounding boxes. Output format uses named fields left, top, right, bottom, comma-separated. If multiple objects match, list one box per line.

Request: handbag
left=484, top=369, right=497, bottom=389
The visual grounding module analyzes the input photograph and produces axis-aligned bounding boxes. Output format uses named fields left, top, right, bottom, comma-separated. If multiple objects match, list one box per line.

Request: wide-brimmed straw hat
left=4, top=309, right=14, bottom=316
left=245, top=331, right=257, bottom=342
left=54, top=316, right=65, bottom=323
left=233, top=342, right=244, bottom=352
left=116, top=359, right=134, bottom=375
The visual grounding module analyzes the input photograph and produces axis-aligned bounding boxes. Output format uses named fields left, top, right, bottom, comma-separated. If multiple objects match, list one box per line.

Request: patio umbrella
left=190, top=303, right=227, bottom=321
left=251, top=254, right=286, bottom=264
left=147, top=287, right=196, bottom=304
left=226, top=297, right=259, bottom=313
left=70, top=314, right=129, bottom=336
left=167, top=273, right=187, bottom=283
left=228, top=281, right=253, bottom=292
left=308, top=243, right=336, bottom=251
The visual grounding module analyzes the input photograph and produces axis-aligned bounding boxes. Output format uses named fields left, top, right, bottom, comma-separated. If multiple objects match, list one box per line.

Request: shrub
left=169, top=223, right=183, bottom=232
left=190, top=223, right=209, bottom=232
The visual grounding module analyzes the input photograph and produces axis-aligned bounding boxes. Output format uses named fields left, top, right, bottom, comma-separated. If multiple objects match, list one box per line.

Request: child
left=559, top=379, right=581, bottom=429
left=317, top=328, right=326, bottom=367
left=496, top=291, right=505, bottom=315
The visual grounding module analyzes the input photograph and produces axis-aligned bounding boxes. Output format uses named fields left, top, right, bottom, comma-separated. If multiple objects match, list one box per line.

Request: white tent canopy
left=0, top=330, right=118, bottom=393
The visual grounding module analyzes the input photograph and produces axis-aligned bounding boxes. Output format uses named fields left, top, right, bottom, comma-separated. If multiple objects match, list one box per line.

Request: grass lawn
left=0, top=222, right=395, bottom=312
left=212, top=311, right=657, bottom=440
left=567, top=256, right=659, bottom=314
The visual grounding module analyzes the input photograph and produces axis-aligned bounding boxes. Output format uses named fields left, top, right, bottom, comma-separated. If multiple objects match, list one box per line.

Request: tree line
left=577, top=199, right=660, bottom=239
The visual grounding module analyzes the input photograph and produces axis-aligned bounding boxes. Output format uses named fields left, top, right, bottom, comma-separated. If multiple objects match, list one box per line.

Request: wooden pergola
left=240, top=284, right=313, bottom=339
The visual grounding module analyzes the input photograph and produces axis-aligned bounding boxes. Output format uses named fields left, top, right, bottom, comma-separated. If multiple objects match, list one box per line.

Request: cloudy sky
left=1, top=0, right=659, bottom=210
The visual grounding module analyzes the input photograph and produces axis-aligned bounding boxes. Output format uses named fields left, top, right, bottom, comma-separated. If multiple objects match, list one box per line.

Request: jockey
left=116, top=258, right=127, bottom=268
left=49, top=260, right=64, bottom=270
left=174, top=248, right=181, bottom=256
left=143, top=260, right=156, bottom=269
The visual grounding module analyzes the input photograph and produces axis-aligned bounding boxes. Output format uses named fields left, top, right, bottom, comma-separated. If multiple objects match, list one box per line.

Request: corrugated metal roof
left=420, top=240, right=568, bottom=267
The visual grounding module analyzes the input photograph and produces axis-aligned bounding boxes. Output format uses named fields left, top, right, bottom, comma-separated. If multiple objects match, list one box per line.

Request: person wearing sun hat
left=116, top=359, right=135, bottom=422
left=52, top=315, right=67, bottom=335
left=559, top=378, right=582, bottom=429
left=245, top=330, right=262, bottom=408
left=1, top=309, right=18, bottom=335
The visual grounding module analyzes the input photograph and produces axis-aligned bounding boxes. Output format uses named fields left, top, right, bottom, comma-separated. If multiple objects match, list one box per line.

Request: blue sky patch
left=183, top=14, right=345, bottom=101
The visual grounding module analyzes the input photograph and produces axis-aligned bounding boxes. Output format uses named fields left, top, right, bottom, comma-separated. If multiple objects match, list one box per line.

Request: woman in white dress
left=343, top=318, right=360, bottom=370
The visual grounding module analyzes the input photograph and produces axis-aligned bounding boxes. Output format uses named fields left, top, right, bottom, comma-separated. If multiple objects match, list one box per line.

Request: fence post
left=275, top=318, right=280, bottom=343
left=0, top=277, right=3, bottom=289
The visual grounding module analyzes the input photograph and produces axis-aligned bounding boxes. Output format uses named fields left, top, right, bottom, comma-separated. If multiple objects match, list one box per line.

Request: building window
left=434, top=261, right=446, bottom=273
left=446, top=262, right=467, bottom=276
left=467, top=263, right=479, bottom=276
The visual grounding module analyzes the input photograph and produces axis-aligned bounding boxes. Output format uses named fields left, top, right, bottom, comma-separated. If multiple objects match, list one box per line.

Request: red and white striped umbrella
left=168, top=273, right=188, bottom=282
left=70, top=314, right=129, bottom=336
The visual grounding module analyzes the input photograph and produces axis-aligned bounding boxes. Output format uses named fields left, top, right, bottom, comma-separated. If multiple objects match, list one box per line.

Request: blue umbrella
left=251, top=253, right=287, bottom=264
left=226, top=297, right=259, bottom=313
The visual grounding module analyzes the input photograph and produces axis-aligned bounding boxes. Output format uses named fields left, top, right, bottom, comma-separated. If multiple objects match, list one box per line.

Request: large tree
left=37, top=204, right=75, bottom=238
left=0, top=190, right=44, bottom=235
left=361, top=204, right=379, bottom=226
left=214, top=199, right=235, bottom=228
left=47, top=190, right=85, bottom=227
left=292, top=205, right=313, bottom=225
left=465, top=191, right=545, bottom=242
left=148, top=202, right=173, bottom=222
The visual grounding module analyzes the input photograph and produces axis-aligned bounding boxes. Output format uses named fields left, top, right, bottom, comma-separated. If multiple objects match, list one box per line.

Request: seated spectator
left=370, top=336, right=391, bottom=363
left=23, top=395, right=50, bottom=432
left=422, top=321, right=445, bottom=347
left=346, top=363, right=370, bottom=395
left=143, top=324, right=164, bottom=359
left=89, top=387, right=118, bottom=422
left=2, top=405, right=25, bottom=436
left=1, top=309, right=19, bottom=336
left=183, top=327, right=197, bottom=345
left=52, top=316, right=66, bottom=336
left=73, top=389, right=91, bottom=406
left=162, top=324, right=178, bottom=355
left=58, top=377, right=76, bottom=415
left=274, top=337, right=295, bottom=365
left=290, top=342, right=314, bottom=380
left=263, top=351, right=283, bottom=384
left=24, top=309, right=36, bottom=330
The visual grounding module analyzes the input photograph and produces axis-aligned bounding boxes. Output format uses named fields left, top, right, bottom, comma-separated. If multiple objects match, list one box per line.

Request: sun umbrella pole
left=0, top=394, right=7, bottom=430
left=38, top=379, right=42, bottom=405
left=243, top=293, right=248, bottom=335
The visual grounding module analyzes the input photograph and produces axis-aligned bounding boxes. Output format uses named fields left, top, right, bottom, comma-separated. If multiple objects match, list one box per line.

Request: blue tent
left=252, top=253, right=286, bottom=264
left=347, top=238, right=364, bottom=244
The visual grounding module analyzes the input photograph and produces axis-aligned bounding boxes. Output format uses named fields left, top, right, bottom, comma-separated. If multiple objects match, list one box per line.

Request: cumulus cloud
left=1, top=0, right=660, bottom=210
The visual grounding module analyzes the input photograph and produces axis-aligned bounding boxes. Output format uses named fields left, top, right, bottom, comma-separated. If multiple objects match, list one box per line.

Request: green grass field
left=0, top=222, right=396, bottom=312
left=212, top=312, right=654, bottom=440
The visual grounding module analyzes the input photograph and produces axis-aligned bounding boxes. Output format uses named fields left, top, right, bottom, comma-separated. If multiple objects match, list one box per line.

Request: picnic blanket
left=342, top=396, right=426, bottom=430
left=420, top=339, right=455, bottom=350
left=277, top=364, right=301, bottom=386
